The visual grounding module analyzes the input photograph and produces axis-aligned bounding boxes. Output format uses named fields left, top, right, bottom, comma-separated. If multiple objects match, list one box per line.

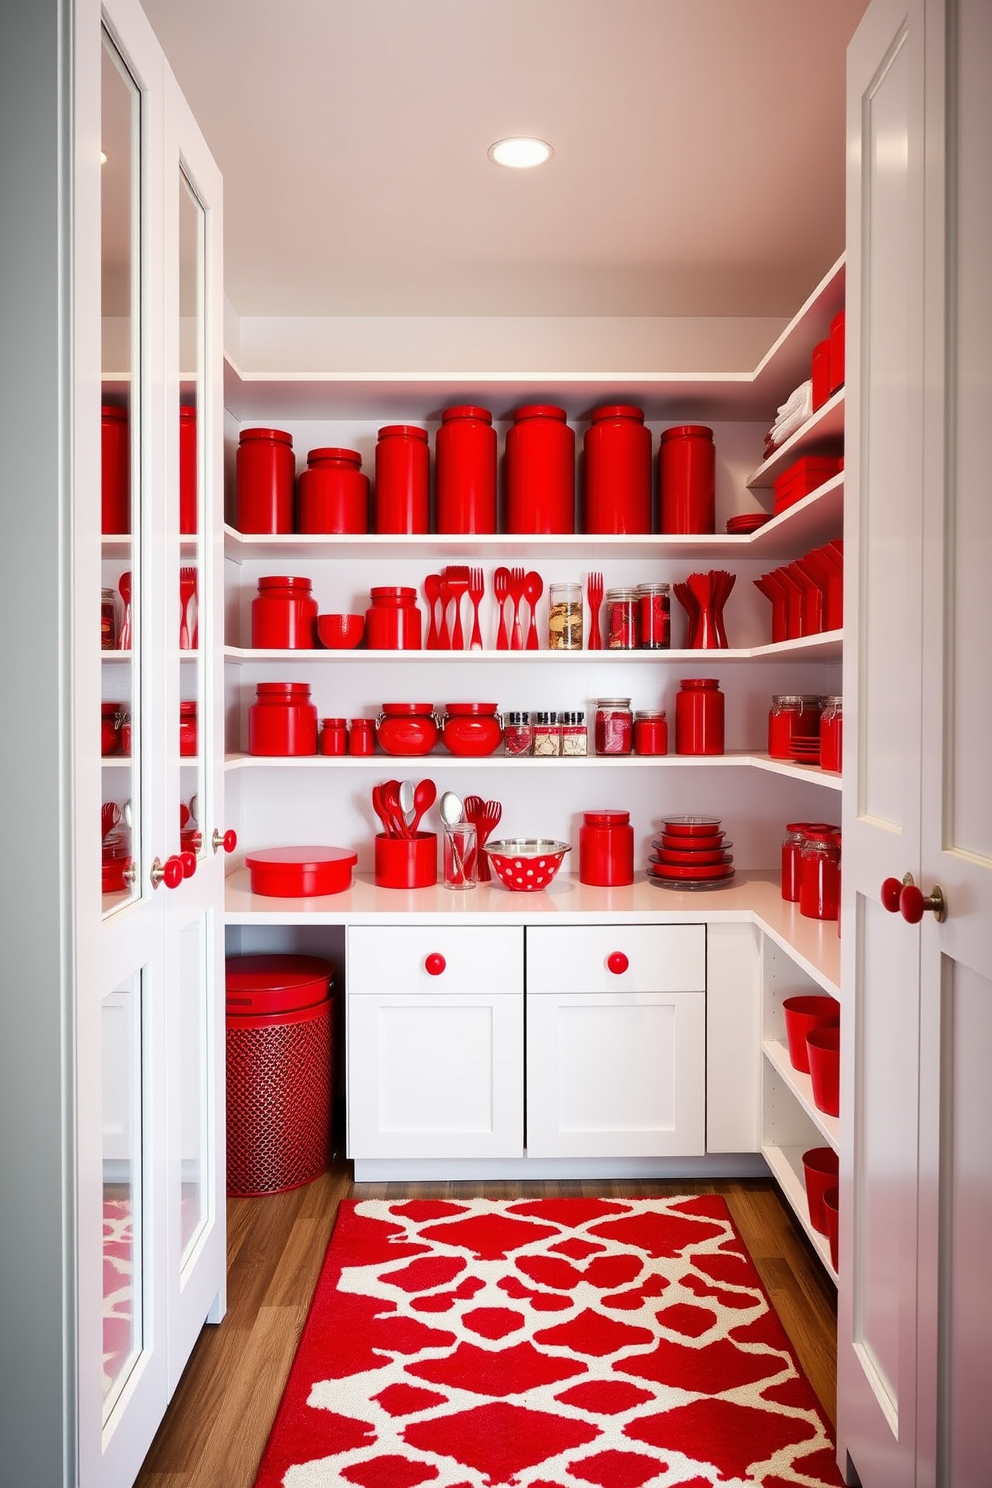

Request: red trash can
left=225, top=953, right=334, bottom=1196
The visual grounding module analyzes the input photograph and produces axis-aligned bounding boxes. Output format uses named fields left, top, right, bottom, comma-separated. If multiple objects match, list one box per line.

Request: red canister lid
left=225, top=952, right=333, bottom=1016
left=679, top=677, right=720, bottom=688
left=444, top=701, right=498, bottom=715
left=441, top=405, right=492, bottom=423
left=660, top=424, right=713, bottom=441
left=377, top=425, right=428, bottom=441
left=583, top=810, right=631, bottom=826
left=590, top=405, right=644, bottom=422
left=380, top=701, right=434, bottom=715
left=513, top=404, right=567, bottom=421
left=306, top=447, right=362, bottom=465
left=257, top=575, right=313, bottom=591
left=369, top=586, right=418, bottom=603
left=255, top=681, right=312, bottom=697
left=239, top=426, right=293, bottom=445
left=179, top=700, right=197, bottom=714
left=180, top=405, right=195, bottom=422
left=102, top=404, right=127, bottom=422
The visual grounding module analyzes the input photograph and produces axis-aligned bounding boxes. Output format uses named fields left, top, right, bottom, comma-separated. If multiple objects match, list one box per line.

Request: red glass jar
left=583, top=404, right=651, bottom=534
left=348, top=718, right=376, bottom=756
left=251, top=575, right=318, bottom=649
left=297, top=447, right=369, bottom=534
left=594, top=698, right=633, bottom=756
left=579, top=810, right=634, bottom=886
left=505, top=405, right=575, bottom=534
left=319, top=717, right=347, bottom=756
left=101, top=701, right=125, bottom=756
left=781, top=824, right=806, bottom=902
left=637, top=583, right=671, bottom=649
left=800, top=833, right=841, bottom=920
left=365, top=586, right=422, bottom=650
left=768, top=694, right=822, bottom=759
left=605, top=587, right=639, bottom=649
left=634, top=710, right=668, bottom=755
left=675, top=678, right=724, bottom=755
left=179, top=405, right=197, bottom=534
left=236, top=427, right=295, bottom=534
left=374, top=425, right=429, bottom=534
left=248, top=682, right=318, bottom=756
left=179, top=700, right=198, bottom=757
left=659, top=424, right=715, bottom=534
left=435, top=405, right=497, bottom=534
left=819, top=696, right=843, bottom=772
left=101, top=405, right=130, bottom=535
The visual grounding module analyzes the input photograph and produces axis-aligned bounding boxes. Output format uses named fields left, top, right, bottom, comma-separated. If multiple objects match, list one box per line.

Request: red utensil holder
left=297, top=447, right=369, bottom=534
left=782, top=993, right=840, bottom=1073
left=236, top=427, right=295, bottom=534
left=505, top=405, right=575, bottom=534
left=807, top=1025, right=841, bottom=1116
left=659, top=424, right=715, bottom=534
left=374, top=831, right=437, bottom=889
left=435, top=406, right=497, bottom=534
left=583, top=404, right=652, bottom=534
left=802, top=1146, right=839, bottom=1233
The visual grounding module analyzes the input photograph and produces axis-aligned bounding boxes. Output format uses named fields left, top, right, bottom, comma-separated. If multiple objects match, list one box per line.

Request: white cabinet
left=525, top=925, right=706, bottom=1158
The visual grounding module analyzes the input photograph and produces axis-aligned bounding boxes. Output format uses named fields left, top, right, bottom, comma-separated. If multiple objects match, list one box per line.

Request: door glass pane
left=178, top=170, right=206, bottom=860
left=102, top=972, right=144, bottom=1416
left=101, top=31, right=140, bottom=913
left=179, top=916, right=209, bottom=1262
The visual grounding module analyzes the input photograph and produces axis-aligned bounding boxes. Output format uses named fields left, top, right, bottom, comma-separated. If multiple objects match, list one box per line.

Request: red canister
left=768, top=695, right=822, bottom=759
left=251, top=576, right=318, bottom=649
left=634, top=711, right=668, bottom=755
left=819, top=696, right=843, bottom=772
left=102, top=701, right=125, bottom=756
left=375, top=703, right=438, bottom=757
left=102, top=404, right=130, bottom=535
left=236, top=427, right=295, bottom=534
left=374, top=425, right=429, bottom=534
left=659, top=425, right=715, bottom=534
left=179, top=405, right=197, bottom=534
left=675, top=678, right=724, bottom=754
left=248, top=682, right=318, bottom=756
left=179, top=700, right=198, bottom=756
left=435, top=406, right=497, bottom=534
left=579, top=809, right=634, bottom=886
left=811, top=339, right=832, bottom=410
left=583, top=404, right=651, bottom=534
left=348, top=718, right=376, bottom=756
left=319, top=717, right=347, bottom=756
left=506, top=405, right=575, bottom=534
left=365, top=586, right=422, bottom=650
left=297, top=448, right=369, bottom=534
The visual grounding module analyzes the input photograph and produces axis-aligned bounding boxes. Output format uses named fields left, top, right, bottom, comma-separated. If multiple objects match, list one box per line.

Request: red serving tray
left=244, top=845, right=357, bottom=897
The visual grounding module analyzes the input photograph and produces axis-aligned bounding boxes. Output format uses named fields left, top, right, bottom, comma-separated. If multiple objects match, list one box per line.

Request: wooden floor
left=134, top=1157, right=838, bottom=1487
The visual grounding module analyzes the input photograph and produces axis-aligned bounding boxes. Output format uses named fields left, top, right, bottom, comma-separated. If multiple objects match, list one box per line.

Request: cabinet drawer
left=348, top=924, right=523, bottom=997
left=525, top=924, right=705, bottom=995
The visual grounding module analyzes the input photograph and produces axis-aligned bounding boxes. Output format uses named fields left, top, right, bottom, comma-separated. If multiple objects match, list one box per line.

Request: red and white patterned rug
left=252, top=1196, right=843, bottom=1488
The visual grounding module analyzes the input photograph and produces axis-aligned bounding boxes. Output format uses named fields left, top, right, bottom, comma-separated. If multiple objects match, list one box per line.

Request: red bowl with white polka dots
left=484, top=839, right=570, bottom=891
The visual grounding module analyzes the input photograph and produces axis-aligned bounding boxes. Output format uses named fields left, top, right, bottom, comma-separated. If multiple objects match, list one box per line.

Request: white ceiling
left=140, top=0, right=869, bottom=323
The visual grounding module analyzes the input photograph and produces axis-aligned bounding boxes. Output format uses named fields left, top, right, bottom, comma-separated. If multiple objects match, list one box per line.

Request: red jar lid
left=679, top=677, right=720, bottom=688
left=239, top=426, right=293, bottom=445
left=102, top=404, right=127, bottom=422
left=590, top=404, right=644, bottom=423
left=225, top=952, right=334, bottom=1016
left=380, top=701, right=434, bottom=715
left=257, top=575, right=313, bottom=591
left=513, top=404, right=567, bottom=422
left=321, top=717, right=346, bottom=727
left=369, top=586, right=418, bottom=603
left=255, top=681, right=312, bottom=697
left=307, top=447, right=361, bottom=466
left=377, top=425, right=428, bottom=442
left=179, top=700, right=197, bottom=714
left=444, top=701, right=498, bottom=715
left=180, top=405, right=195, bottom=422
left=583, top=810, right=631, bottom=826
left=441, top=405, right=492, bottom=423
left=660, top=424, right=713, bottom=441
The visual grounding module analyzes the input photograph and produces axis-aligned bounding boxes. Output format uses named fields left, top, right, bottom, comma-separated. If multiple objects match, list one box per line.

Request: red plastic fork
left=586, top=571, right=603, bottom=649
left=468, top=567, right=485, bottom=650
left=493, top=567, right=510, bottom=650
left=509, top=567, right=526, bottom=650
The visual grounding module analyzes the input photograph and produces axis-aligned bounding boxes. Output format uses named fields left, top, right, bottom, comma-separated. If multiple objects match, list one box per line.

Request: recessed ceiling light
left=488, top=137, right=553, bottom=169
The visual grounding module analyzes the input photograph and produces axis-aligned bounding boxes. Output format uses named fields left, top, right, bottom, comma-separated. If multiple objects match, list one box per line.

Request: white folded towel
left=768, top=379, right=813, bottom=446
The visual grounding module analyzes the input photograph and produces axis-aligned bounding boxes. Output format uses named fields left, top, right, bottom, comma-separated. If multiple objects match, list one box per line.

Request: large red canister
left=179, top=405, right=197, bottom=534
left=506, top=405, right=575, bottom=534
left=248, top=682, right=318, bottom=755
left=236, top=427, right=295, bottom=534
left=251, top=575, right=318, bottom=649
left=674, top=677, right=725, bottom=754
left=579, top=810, right=634, bottom=886
left=375, top=425, right=429, bottom=534
left=659, top=424, right=715, bottom=534
left=583, top=404, right=652, bottom=534
left=102, top=404, right=130, bottom=535
left=435, top=405, right=497, bottom=533
left=297, top=447, right=369, bottom=534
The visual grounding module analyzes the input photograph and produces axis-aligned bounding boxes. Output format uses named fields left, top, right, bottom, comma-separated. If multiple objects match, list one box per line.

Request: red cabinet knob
left=424, top=952, right=446, bottom=976
left=213, top=827, right=237, bottom=855
left=151, top=855, right=184, bottom=890
left=900, top=883, right=947, bottom=924
left=607, top=951, right=629, bottom=975
left=880, top=877, right=904, bottom=913
left=179, top=850, right=197, bottom=879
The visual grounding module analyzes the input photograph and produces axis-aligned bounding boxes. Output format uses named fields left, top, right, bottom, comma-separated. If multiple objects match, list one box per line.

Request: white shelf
left=761, top=1142, right=838, bottom=1283
left=751, top=754, right=843, bottom=790
left=102, top=649, right=133, bottom=661
left=750, top=630, right=843, bottom=661
left=763, top=1039, right=840, bottom=1150
left=223, top=749, right=843, bottom=774
left=745, top=475, right=843, bottom=559
left=745, top=391, right=845, bottom=489
left=224, top=633, right=843, bottom=664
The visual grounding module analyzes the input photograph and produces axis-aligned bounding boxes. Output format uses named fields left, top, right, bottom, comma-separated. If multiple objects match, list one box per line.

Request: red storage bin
left=803, top=1146, right=839, bottom=1234
left=807, top=1025, right=841, bottom=1116
left=773, top=456, right=843, bottom=514
left=225, top=954, right=334, bottom=1196
left=783, top=993, right=840, bottom=1073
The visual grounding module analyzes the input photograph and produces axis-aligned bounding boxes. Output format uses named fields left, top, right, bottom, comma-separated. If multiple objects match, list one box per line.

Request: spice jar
left=297, top=447, right=369, bottom=534
left=559, top=711, right=588, bottom=756
left=532, top=712, right=561, bottom=757
left=583, top=405, right=651, bottom=534
left=435, top=405, right=497, bottom=534
left=348, top=718, right=376, bottom=756
left=374, top=425, right=429, bottom=534
left=675, top=678, right=724, bottom=755
left=101, top=404, right=129, bottom=535
left=819, top=696, right=843, bottom=772
left=236, top=427, right=295, bottom=534
left=506, top=405, right=575, bottom=534
left=637, top=583, right=671, bottom=649
left=605, top=587, right=639, bottom=649
left=594, top=698, right=633, bottom=756
left=251, top=575, right=319, bottom=649
left=579, top=810, right=634, bottom=886
left=365, top=586, right=422, bottom=650
left=319, top=717, right=347, bottom=756
left=800, top=832, right=841, bottom=920
left=248, top=682, right=318, bottom=756
left=659, top=424, right=715, bottom=534
left=179, top=700, right=198, bottom=757
left=503, top=711, right=533, bottom=757
left=101, top=588, right=117, bottom=650
left=768, top=694, right=822, bottom=759
left=548, top=582, right=583, bottom=650
left=179, top=405, right=197, bottom=535
left=634, top=710, right=668, bottom=755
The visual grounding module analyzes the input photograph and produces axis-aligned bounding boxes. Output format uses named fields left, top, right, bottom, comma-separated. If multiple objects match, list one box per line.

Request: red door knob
left=213, top=828, right=237, bottom=855
left=899, top=883, right=947, bottom=924
left=178, top=850, right=197, bottom=879
left=607, top=951, right=629, bottom=975
left=880, top=877, right=904, bottom=913
left=150, top=855, right=184, bottom=890
left=424, top=952, right=446, bottom=976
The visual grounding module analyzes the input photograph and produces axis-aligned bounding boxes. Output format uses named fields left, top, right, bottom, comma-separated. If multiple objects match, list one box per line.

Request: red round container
left=297, top=447, right=369, bottom=534
left=811, top=338, right=832, bottom=410
left=179, top=700, right=197, bottom=756
left=674, top=677, right=724, bottom=755
left=783, top=994, right=840, bottom=1073
left=248, top=682, right=318, bottom=756
left=829, top=311, right=846, bottom=394
left=101, top=405, right=130, bottom=535
left=251, top=576, right=318, bottom=649
left=375, top=425, right=429, bottom=534
left=244, top=845, right=357, bottom=897
left=583, top=404, right=651, bottom=534
left=179, top=405, right=197, bottom=534
left=236, top=427, right=295, bottom=534
left=634, top=710, right=668, bottom=756
left=365, top=586, right=422, bottom=650
left=440, top=703, right=503, bottom=757
left=659, top=424, right=715, bottom=534
left=374, top=831, right=438, bottom=889
left=505, top=405, right=575, bottom=534
left=376, top=702, right=438, bottom=756
left=225, top=953, right=334, bottom=1196
left=807, top=1025, right=841, bottom=1116
left=823, top=1186, right=839, bottom=1271
left=435, top=406, right=497, bottom=534
left=319, top=717, right=347, bottom=756
left=802, top=1146, right=839, bottom=1234
left=579, top=810, right=634, bottom=886
left=800, top=833, right=841, bottom=920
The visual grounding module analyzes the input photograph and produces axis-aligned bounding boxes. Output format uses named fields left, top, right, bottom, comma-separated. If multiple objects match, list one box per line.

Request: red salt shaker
left=583, top=404, right=651, bottom=534
left=297, top=448, right=369, bottom=534
left=236, top=427, right=295, bottom=534
left=435, top=406, right=497, bottom=534
left=506, top=405, right=575, bottom=534
left=659, top=425, right=715, bottom=534
left=179, top=405, right=197, bottom=534
left=374, top=425, right=429, bottom=534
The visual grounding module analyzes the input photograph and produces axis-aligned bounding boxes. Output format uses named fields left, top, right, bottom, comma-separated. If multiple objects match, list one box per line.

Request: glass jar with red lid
left=579, top=810, right=634, bottom=886
left=800, top=832, right=841, bottom=920
left=365, top=586, right=422, bottom=650
left=251, top=575, right=318, bottom=650
left=236, top=427, right=295, bottom=534
left=659, top=424, right=715, bottom=534
left=634, top=710, right=668, bottom=755
left=594, top=699, right=633, bottom=756
left=819, top=696, right=843, bottom=772
left=583, top=404, right=651, bottom=534
left=782, top=821, right=839, bottom=903
left=675, top=678, right=724, bottom=754
left=605, top=587, right=639, bottom=649
left=637, top=583, right=671, bottom=649
left=374, top=425, right=429, bottom=534
left=248, top=682, right=318, bottom=756
left=768, top=694, right=822, bottom=759
left=435, top=405, right=497, bottom=534
left=506, top=405, right=575, bottom=534
left=297, top=447, right=369, bottom=534
left=179, top=700, right=198, bottom=757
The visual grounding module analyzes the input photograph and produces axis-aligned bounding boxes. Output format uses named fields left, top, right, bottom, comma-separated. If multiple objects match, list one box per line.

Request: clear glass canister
left=101, top=588, right=117, bottom=650
left=503, top=710, right=533, bottom=757
left=558, top=710, right=588, bottom=755
left=637, top=583, right=671, bottom=649
left=768, top=694, right=822, bottom=758
left=548, top=582, right=583, bottom=650
left=605, top=587, right=639, bottom=649
left=800, top=833, right=841, bottom=921
left=819, top=695, right=843, bottom=772
left=594, top=698, right=633, bottom=755
left=532, top=711, right=561, bottom=756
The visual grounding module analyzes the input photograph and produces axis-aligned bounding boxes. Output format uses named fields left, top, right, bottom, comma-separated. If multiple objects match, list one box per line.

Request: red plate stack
left=725, top=513, right=771, bottom=535
left=648, top=815, right=736, bottom=890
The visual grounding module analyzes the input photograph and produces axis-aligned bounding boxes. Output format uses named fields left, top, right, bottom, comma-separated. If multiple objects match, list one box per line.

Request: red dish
left=661, top=816, right=722, bottom=836
left=654, top=833, right=728, bottom=852
left=649, top=860, right=735, bottom=881
left=651, top=848, right=733, bottom=867
left=244, top=845, right=357, bottom=897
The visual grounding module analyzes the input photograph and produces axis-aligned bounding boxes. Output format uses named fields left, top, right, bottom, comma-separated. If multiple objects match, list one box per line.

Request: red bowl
left=651, top=848, right=733, bottom=866
left=654, top=833, right=728, bottom=852
left=485, top=839, right=570, bottom=891
left=317, top=613, right=365, bottom=649
left=649, top=860, right=735, bottom=880
left=661, top=816, right=722, bottom=836
left=244, top=845, right=357, bottom=897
